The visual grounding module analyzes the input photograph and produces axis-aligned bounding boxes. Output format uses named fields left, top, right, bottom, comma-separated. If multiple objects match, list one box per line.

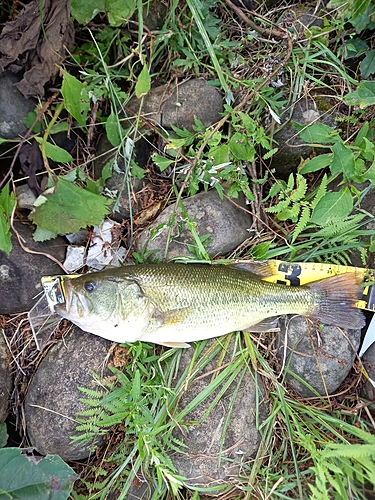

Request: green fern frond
left=263, top=147, right=279, bottom=160
left=324, top=443, right=375, bottom=459
left=313, top=214, right=365, bottom=237
left=310, top=173, right=328, bottom=210
left=292, top=205, right=311, bottom=242
left=290, top=175, right=307, bottom=202
left=77, top=386, right=105, bottom=399
left=266, top=199, right=291, bottom=214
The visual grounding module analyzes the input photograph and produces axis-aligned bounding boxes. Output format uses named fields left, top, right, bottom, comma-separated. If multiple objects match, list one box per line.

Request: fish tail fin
left=308, top=272, right=365, bottom=330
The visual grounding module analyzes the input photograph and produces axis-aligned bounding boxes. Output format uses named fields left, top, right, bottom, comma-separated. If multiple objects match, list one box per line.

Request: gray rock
left=170, top=338, right=267, bottom=488
left=136, top=189, right=252, bottom=260
left=0, top=221, right=66, bottom=314
left=15, top=184, right=37, bottom=211
left=127, top=79, right=223, bottom=131
left=269, top=98, right=338, bottom=177
left=139, top=1, right=167, bottom=31
left=277, top=316, right=361, bottom=397
left=361, top=342, right=375, bottom=400
left=25, top=327, right=112, bottom=461
left=0, top=334, right=13, bottom=422
left=127, top=474, right=154, bottom=500
left=0, top=71, right=36, bottom=140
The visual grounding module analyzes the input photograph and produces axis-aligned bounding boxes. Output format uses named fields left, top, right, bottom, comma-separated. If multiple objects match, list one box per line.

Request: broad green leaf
left=330, top=141, right=355, bottom=179
left=0, top=422, right=7, bottom=448
left=354, top=121, right=369, bottom=147
left=0, top=448, right=77, bottom=499
left=101, top=160, right=114, bottom=183
left=135, top=64, right=151, bottom=98
left=50, top=122, right=69, bottom=134
left=105, top=109, right=122, bottom=147
left=345, top=81, right=375, bottom=109
left=210, top=144, right=230, bottom=165
left=106, top=0, right=136, bottom=26
left=299, top=153, right=332, bottom=174
left=0, top=181, right=16, bottom=255
left=70, top=0, right=135, bottom=25
left=360, top=50, right=375, bottom=78
left=23, top=111, right=41, bottom=133
left=311, top=188, right=353, bottom=225
left=70, top=0, right=104, bottom=24
left=85, top=178, right=100, bottom=194
left=365, top=160, right=375, bottom=185
left=298, top=122, right=341, bottom=144
left=229, top=132, right=255, bottom=161
left=33, top=227, right=58, bottom=242
left=152, top=154, right=174, bottom=172
left=30, top=178, right=112, bottom=237
left=42, top=142, right=73, bottom=163
left=61, top=71, right=89, bottom=125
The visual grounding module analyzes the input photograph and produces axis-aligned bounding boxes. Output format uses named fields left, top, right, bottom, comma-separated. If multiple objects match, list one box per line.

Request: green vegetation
left=1, top=0, right=375, bottom=498
left=0, top=423, right=77, bottom=499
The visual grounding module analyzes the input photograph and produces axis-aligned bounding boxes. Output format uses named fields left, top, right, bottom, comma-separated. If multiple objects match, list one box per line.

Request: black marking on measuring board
left=278, top=263, right=302, bottom=286
left=361, top=271, right=375, bottom=311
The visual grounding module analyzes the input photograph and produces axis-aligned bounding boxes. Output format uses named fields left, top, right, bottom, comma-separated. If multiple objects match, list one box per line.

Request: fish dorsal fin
left=244, top=317, right=280, bottom=333
left=230, top=260, right=275, bottom=278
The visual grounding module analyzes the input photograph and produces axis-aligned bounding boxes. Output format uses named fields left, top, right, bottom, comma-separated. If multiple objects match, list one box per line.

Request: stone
left=169, top=338, right=267, bottom=488
left=0, top=334, right=13, bottom=422
left=139, top=1, right=167, bottom=31
left=361, top=342, right=375, bottom=400
left=15, top=184, right=37, bottom=211
left=0, top=221, right=66, bottom=314
left=0, top=71, right=36, bottom=140
left=136, top=189, right=252, bottom=260
left=127, top=79, right=223, bottom=131
left=277, top=316, right=361, bottom=397
left=269, top=98, right=339, bottom=177
left=25, top=327, right=113, bottom=461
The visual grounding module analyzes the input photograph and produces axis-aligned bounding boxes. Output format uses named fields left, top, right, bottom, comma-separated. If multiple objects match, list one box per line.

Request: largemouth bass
left=54, top=262, right=365, bottom=348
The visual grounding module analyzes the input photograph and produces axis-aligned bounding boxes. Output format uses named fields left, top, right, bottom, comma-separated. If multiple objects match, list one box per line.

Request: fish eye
left=84, top=281, right=96, bottom=292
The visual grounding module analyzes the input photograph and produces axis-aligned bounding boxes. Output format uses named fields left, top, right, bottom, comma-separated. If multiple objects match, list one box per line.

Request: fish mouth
left=54, top=279, right=90, bottom=320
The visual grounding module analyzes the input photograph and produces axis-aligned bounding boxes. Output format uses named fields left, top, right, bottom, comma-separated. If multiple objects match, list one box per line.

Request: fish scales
left=55, top=263, right=365, bottom=347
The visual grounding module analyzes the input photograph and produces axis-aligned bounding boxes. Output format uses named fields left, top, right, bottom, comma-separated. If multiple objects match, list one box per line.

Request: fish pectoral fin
left=244, top=317, right=280, bottom=333
left=151, top=307, right=192, bottom=328
left=158, top=341, right=191, bottom=348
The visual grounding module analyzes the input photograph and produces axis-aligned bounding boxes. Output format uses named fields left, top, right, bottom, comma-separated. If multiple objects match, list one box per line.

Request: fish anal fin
left=158, top=341, right=191, bottom=348
left=244, top=317, right=280, bottom=333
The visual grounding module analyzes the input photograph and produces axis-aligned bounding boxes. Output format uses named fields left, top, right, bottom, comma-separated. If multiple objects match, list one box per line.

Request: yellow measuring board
left=259, top=260, right=375, bottom=312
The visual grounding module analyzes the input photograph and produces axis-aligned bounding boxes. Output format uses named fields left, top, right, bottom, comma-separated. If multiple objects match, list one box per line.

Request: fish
left=54, top=262, right=366, bottom=348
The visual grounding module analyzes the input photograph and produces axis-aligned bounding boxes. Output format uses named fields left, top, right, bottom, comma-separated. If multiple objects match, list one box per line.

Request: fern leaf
left=324, top=443, right=375, bottom=459
left=310, top=173, right=328, bottom=210
left=290, top=175, right=307, bottom=202
left=263, top=147, right=279, bottom=160
left=266, top=199, right=291, bottom=214
left=292, top=206, right=311, bottom=242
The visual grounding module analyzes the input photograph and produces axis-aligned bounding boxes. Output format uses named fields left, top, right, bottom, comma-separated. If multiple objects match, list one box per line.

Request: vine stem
left=41, top=101, right=65, bottom=182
